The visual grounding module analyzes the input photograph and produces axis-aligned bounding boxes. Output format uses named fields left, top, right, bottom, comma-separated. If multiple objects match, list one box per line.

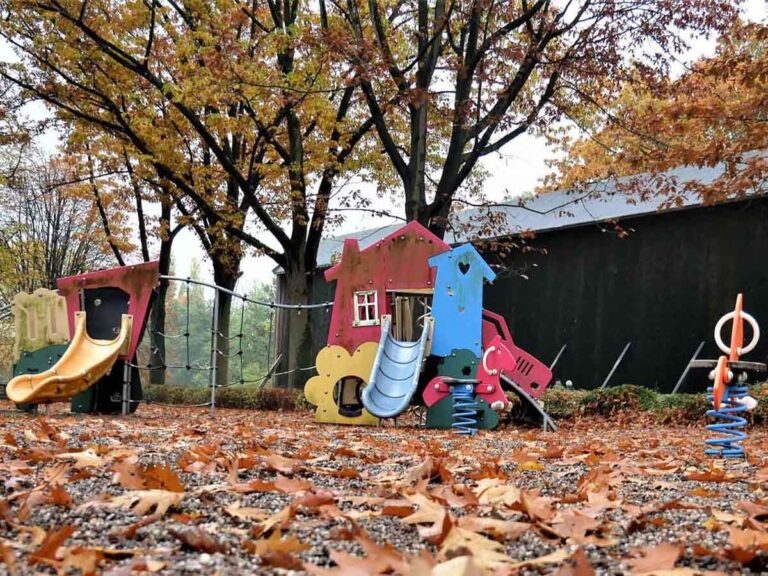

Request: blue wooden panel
left=428, top=244, right=496, bottom=357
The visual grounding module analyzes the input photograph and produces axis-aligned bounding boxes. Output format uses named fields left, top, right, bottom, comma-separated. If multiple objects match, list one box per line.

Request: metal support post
left=600, top=342, right=632, bottom=389
left=549, top=344, right=567, bottom=370
left=210, top=289, right=220, bottom=416
left=672, top=341, right=706, bottom=394
left=122, top=362, right=131, bottom=416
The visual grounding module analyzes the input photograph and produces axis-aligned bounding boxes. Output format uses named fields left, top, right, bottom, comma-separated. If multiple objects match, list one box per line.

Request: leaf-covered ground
left=1, top=402, right=768, bottom=575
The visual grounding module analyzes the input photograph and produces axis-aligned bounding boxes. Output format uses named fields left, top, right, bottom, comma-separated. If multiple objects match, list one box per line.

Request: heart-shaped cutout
left=458, top=261, right=470, bottom=275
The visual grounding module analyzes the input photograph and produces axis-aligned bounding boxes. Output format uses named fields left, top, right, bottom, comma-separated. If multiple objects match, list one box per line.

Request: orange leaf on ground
left=169, top=526, right=227, bottom=553
left=554, top=547, right=596, bottom=576
left=456, top=516, right=529, bottom=541
left=519, top=490, right=556, bottom=522
left=61, top=547, right=103, bottom=576
left=244, top=529, right=309, bottom=556
left=626, top=542, right=682, bottom=574
left=275, top=473, right=313, bottom=493
left=28, top=525, right=76, bottom=566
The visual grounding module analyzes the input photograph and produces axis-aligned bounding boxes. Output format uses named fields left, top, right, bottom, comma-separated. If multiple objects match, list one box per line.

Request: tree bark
left=148, top=202, right=174, bottom=385
left=212, top=258, right=239, bottom=388
left=283, top=260, right=314, bottom=390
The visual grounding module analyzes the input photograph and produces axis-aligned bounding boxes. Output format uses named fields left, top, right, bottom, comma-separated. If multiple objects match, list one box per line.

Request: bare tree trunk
left=284, top=261, right=313, bottom=390
left=212, top=259, right=238, bottom=388
left=148, top=203, right=174, bottom=385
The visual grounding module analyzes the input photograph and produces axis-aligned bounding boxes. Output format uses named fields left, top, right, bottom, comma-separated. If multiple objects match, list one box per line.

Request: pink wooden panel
left=57, top=261, right=159, bottom=360
left=325, top=222, right=449, bottom=354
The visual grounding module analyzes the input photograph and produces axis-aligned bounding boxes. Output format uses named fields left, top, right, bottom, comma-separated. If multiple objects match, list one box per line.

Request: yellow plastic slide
left=6, top=311, right=133, bottom=404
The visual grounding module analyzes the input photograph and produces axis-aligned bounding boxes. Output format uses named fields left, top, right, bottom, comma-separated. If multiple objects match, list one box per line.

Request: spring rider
left=691, top=294, right=764, bottom=457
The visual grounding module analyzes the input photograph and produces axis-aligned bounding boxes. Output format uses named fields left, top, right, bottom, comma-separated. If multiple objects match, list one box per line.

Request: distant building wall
left=276, top=196, right=768, bottom=392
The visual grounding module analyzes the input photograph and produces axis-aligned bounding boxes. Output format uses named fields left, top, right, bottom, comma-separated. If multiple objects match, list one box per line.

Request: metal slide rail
left=500, top=374, right=558, bottom=432
left=119, top=275, right=333, bottom=415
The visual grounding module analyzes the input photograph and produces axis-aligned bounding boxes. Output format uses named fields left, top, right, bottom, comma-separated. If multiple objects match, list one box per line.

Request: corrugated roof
left=296, top=160, right=764, bottom=271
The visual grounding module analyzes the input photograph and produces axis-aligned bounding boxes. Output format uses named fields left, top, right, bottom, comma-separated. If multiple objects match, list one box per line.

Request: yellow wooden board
left=304, top=343, right=379, bottom=425
left=13, top=288, right=70, bottom=362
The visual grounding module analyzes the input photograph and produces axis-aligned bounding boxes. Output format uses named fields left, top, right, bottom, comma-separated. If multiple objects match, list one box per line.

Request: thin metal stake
left=122, top=362, right=131, bottom=416
left=210, top=289, right=220, bottom=416
left=600, top=342, right=632, bottom=389
left=549, top=344, right=567, bottom=370
left=672, top=341, right=706, bottom=394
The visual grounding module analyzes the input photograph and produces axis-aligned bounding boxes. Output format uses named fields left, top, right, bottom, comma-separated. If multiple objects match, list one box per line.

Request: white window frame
left=353, top=290, right=380, bottom=327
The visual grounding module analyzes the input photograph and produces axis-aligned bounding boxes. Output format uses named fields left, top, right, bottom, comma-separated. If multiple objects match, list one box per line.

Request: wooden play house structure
left=304, top=222, right=557, bottom=432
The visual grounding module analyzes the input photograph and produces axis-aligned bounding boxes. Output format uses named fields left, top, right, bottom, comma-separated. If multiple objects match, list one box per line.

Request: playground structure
left=5, top=262, right=159, bottom=413
left=2, top=263, right=329, bottom=414
left=304, top=222, right=556, bottom=432
left=688, top=294, right=765, bottom=458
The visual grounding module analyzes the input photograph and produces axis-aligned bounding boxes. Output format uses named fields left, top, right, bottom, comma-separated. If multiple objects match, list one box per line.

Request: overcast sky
left=2, top=0, right=765, bottom=292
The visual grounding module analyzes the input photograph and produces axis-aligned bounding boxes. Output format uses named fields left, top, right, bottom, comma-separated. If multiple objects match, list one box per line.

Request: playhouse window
left=353, top=290, right=379, bottom=326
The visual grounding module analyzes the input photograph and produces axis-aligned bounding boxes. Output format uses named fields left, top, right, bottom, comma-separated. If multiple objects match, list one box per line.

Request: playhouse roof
left=324, top=221, right=449, bottom=281
left=310, top=161, right=766, bottom=270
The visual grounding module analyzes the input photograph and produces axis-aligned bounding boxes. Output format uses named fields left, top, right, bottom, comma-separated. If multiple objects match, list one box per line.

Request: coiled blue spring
left=705, top=384, right=748, bottom=458
left=452, top=384, right=478, bottom=435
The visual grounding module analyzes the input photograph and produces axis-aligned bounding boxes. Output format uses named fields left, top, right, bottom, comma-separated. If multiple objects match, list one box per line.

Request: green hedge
left=145, top=385, right=308, bottom=411
left=144, top=382, right=768, bottom=422
left=539, top=383, right=768, bottom=422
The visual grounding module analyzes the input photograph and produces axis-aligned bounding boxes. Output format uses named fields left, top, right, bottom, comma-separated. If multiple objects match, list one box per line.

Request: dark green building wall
left=278, top=196, right=768, bottom=392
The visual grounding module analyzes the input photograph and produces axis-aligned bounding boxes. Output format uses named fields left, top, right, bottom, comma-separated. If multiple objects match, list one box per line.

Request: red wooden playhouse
left=304, top=222, right=556, bottom=432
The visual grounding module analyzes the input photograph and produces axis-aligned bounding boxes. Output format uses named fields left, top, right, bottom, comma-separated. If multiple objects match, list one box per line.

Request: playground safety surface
left=1, top=402, right=767, bottom=575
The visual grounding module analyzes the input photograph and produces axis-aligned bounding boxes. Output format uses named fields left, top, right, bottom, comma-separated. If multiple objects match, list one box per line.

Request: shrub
left=144, top=385, right=308, bottom=411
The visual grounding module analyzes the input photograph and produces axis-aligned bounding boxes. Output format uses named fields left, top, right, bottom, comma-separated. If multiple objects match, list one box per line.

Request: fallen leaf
left=28, top=525, right=76, bottom=566
left=626, top=542, right=682, bottom=574
left=169, top=527, right=227, bottom=553
left=56, top=450, right=104, bottom=469
left=108, top=490, right=184, bottom=516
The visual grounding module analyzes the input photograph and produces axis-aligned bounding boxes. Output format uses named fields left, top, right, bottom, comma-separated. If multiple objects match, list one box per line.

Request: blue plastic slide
left=362, top=315, right=432, bottom=418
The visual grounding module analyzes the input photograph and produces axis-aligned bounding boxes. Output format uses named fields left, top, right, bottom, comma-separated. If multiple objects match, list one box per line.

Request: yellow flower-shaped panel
left=304, top=343, right=379, bottom=425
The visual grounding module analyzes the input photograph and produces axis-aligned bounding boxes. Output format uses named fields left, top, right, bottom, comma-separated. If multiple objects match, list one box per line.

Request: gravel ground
left=1, top=402, right=767, bottom=575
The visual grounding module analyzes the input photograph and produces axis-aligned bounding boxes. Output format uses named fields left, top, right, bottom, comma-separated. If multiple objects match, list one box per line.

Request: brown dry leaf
left=261, top=550, right=303, bottom=570
left=261, top=454, right=300, bottom=474
left=225, top=502, right=268, bottom=521
left=108, top=490, right=184, bottom=516
left=274, top=473, right=313, bottom=493
left=429, top=556, right=483, bottom=576
left=169, top=526, right=227, bottom=553
left=61, top=547, right=103, bottom=575
left=473, top=478, right=521, bottom=507
left=626, top=542, right=683, bottom=574
left=50, top=485, right=73, bottom=508
left=130, top=557, right=167, bottom=572
left=438, top=527, right=513, bottom=571
left=55, top=450, right=104, bottom=469
left=517, top=461, right=545, bottom=472
left=392, top=457, right=434, bottom=487
left=111, top=460, right=145, bottom=490
left=727, top=526, right=768, bottom=548
left=0, top=541, right=16, bottom=571
left=402, top=493, right=446, bottom=525
left=245, top=529, right=309, bottom=556
left=254, top=505, right=296, bottom=537
left=685, top=467, right=743, bottom=483
left=142, top=464, right=185, bottom=493
left=456, top=516, right=529, bottom=541
left=28, top=525, right=76, bottom=566
left=518, top=490, right=556, bottom=522
left=304, top=529, right=407, bottom=575
left=508, top=548, right=570, bottom=570
left=554, top=547, right=596, bottom=576
left=550, top=510, right=602, bottom=542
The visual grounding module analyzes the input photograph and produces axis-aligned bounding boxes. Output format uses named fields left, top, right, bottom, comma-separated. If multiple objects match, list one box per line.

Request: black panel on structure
left=83, top=287, right=130, bottom=340
left=482, top=197, right=768, bottom=393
